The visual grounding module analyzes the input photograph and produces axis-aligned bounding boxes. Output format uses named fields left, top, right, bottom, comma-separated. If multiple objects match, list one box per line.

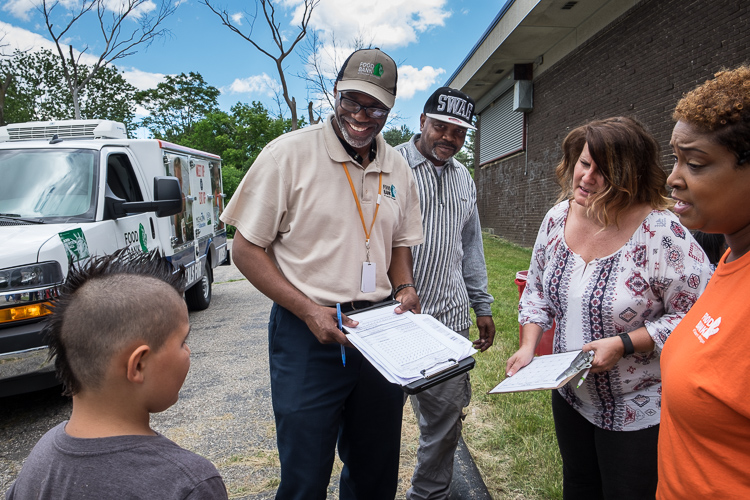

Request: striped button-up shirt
left=395, top=135, right=493, bottom=332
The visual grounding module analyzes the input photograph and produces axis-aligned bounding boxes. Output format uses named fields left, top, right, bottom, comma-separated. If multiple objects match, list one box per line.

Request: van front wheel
left=185, top=261, right=212, bottom=311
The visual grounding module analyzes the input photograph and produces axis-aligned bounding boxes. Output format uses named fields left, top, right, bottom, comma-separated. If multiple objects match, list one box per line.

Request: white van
left=0, top=119, right=229, bottom=396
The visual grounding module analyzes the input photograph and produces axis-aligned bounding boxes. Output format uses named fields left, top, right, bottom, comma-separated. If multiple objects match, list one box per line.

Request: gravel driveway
left=0, top=260, right=419, bottom=499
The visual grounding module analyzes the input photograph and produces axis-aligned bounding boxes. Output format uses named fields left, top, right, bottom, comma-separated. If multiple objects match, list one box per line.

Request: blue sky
left=1, top=0, right=506, bottom=135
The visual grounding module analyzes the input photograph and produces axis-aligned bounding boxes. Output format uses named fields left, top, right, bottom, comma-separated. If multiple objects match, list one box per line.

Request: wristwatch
left=619, top=333, right=635, bottom=356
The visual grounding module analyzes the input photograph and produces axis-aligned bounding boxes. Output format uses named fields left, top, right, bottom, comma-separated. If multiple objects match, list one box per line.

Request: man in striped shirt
left=395, top=87, right=495, bottom=500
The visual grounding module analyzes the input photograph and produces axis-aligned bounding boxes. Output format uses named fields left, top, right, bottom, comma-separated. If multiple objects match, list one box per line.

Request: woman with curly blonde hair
left=658, top=64, right=750, bottom=498
left=506, top=116, right=712, bottom=499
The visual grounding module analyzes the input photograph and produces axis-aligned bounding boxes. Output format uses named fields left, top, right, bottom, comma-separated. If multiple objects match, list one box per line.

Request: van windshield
left=0, top=149, right=98, bottom=222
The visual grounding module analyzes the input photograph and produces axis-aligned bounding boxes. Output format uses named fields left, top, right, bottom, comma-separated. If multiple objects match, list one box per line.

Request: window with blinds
left=478, top=88, right=524, bottom=165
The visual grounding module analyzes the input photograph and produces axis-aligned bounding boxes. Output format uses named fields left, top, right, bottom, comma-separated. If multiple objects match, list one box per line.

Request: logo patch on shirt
left=383, top=184, right=397, bottom=200
left=693, top=312, right=721, bottom=343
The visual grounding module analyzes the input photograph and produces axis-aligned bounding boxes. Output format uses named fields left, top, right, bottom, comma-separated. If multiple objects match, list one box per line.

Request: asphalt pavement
left=0, top=257, right=490, bottom=499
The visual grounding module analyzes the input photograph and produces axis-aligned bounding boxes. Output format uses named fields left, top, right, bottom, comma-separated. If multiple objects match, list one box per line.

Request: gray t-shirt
left=6, top=422, right=227, bottom=499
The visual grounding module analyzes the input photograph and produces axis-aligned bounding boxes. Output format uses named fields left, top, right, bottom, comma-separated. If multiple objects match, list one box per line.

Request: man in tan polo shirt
left=221, top=48, right=423, bottom=500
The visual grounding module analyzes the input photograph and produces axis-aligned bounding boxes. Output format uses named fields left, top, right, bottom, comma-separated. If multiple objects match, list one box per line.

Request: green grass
left=464, top=234, right=563, bottom=500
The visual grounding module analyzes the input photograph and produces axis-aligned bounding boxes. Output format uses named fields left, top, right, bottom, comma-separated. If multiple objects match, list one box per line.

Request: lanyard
left=341, top=162, right=382, bottom=262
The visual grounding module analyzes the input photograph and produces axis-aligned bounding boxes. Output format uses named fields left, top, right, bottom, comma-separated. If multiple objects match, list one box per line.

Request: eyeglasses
left=338, top=94, right=389, bottom=119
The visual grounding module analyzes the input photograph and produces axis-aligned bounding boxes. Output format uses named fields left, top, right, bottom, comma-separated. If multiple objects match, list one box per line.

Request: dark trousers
left=269, top=303, right=404, bottom=500
left=551, top=390, right=658, bottom=500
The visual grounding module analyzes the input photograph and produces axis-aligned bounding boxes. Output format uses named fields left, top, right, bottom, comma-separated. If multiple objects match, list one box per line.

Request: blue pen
left=336, top=303, right=346, bottom=367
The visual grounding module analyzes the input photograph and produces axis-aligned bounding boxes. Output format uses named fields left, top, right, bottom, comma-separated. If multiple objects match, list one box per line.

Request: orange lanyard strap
left=341, top=162, right=382, bottom=261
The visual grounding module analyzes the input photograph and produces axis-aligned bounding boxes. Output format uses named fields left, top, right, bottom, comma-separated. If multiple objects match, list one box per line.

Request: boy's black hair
left=45, top=249, right=186, bottom=396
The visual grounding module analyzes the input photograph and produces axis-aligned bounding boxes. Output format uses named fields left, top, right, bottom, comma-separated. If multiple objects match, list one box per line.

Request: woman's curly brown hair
left=673, top=65, right=750, bottom=165
left=555, top=116, right=671, bottom=228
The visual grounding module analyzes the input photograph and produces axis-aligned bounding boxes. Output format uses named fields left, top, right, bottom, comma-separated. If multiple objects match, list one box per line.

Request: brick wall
left=477, top=0, right=750, bottom=248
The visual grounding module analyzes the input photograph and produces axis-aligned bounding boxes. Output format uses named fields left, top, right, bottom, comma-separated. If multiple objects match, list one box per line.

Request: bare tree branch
left=297, top=30, right=375, bottom=124
left=307, top=101, right=320, bottom=125
left=202, top=0, right=319, bottom=130
left=39, top=0, right=176, bottom=119
left=0, top=31, right=11, bottom=57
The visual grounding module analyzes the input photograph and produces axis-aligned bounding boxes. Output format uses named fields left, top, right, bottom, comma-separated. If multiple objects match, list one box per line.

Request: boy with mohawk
left=6, top=251, right=228, bottom=499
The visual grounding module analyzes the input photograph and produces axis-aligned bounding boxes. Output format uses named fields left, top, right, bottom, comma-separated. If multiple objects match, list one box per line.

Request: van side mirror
left=107, top=176, right=183, bottom=218
left=152, top=176, right=183, bottom=217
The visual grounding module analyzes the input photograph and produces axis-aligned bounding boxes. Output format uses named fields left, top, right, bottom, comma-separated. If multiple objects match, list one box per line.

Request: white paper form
left=345, top=304, right=476, bottom=386
left=489, top=350, right=584, bottom=393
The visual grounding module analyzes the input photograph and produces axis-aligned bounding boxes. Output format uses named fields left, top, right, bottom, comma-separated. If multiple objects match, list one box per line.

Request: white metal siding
left=478, top=88, right=524, bottom=165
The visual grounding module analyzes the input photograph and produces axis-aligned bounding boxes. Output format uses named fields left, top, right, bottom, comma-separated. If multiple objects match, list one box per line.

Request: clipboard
left=344, top=299, right=400, bottom=315
left=402, top=357, right=475, bottom=395
left=488, top=350, right=592, bottom=394
left=343, top=300, right=476, bottom=395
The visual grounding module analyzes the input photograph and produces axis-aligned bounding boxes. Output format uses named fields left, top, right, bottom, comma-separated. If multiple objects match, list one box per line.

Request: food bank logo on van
left=693, top=312, right=721, bottom=344
left=59, top=228, right=90, bottom=263
left=123, top=223, right=148, bottom=252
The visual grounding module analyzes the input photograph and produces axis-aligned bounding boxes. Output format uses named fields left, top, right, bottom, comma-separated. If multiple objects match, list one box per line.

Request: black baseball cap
left=423, top=87, right=476, bottom=130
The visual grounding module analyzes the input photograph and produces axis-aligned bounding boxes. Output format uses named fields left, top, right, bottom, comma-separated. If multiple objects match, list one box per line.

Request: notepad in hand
left=489, top=350, right=591, bottom=394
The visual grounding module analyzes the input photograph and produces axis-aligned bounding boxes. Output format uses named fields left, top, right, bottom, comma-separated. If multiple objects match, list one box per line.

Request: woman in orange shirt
left=658, top=65, right=750, bottom=498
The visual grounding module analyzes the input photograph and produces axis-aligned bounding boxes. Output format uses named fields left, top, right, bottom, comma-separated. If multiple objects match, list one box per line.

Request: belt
left=338, top=300, right=376, bottom=313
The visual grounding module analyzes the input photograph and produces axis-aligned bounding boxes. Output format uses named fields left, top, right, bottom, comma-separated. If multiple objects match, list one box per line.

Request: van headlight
left=0, top=262, right=63, bottom=324
left=0, top=262, right=63, bottom=293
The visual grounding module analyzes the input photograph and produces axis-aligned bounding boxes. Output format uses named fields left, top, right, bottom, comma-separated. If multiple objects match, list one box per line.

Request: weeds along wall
left=477, top=0, right=750, bottom=248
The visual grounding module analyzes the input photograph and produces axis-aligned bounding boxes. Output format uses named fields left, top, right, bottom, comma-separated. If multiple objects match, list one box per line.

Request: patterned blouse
left=519, top=201, right=712, bottom=431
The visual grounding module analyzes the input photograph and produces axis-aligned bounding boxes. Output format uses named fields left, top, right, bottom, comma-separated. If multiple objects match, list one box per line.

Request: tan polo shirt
left=220, top=115, right=423, bottom=306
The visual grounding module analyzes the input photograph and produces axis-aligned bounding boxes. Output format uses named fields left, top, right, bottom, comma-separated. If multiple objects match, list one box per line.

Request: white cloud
left=120, top=67, right=166, bottom=90
left=225, top=73, right=281, bottom=97
left=289, top=0, right=449, bottom=105
left=0, top=21, right=116, bottom=68
left=3, top=0, right=156, bottom=22
left=0, top=21, right=53, bottom=53
left=231, top=12, right=244, bottom=25
left=396, top=64, right=445, bottom=100
left=3, top=0, right=43, bottom=22
left=0, top=21, right=166, bottom=94
left=293, top=0, right=451, bottom=49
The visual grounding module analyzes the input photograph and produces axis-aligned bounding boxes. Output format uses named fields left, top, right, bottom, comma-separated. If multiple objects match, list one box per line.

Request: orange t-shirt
left=658, top=249, right=750, bottom=498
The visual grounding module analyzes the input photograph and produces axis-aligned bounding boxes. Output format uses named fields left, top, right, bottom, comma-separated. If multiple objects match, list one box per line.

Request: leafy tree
left=383, top=124, right=414, bottom=147
left=182, top=101, right=295, bottom=199
left=1, top=49, right=136, bottom=130
left=220, top=164, right=245, bottom=205
left=454, top=129, right=476, bottom=174
left=38, top=0, right=176, bottom=120
left=81, top=65, right=137, bottom=129
left=0, top=52, right=34, bottom=126
left=224, top=101, right=296, bottom=171
left=202, top=0, right=319, bottom=130
left=136, top=72, right=221, bottom=141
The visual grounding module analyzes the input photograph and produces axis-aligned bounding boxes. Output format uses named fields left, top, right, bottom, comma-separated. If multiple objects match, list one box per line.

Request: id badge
left=361, top=262, right=376, bottom=293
